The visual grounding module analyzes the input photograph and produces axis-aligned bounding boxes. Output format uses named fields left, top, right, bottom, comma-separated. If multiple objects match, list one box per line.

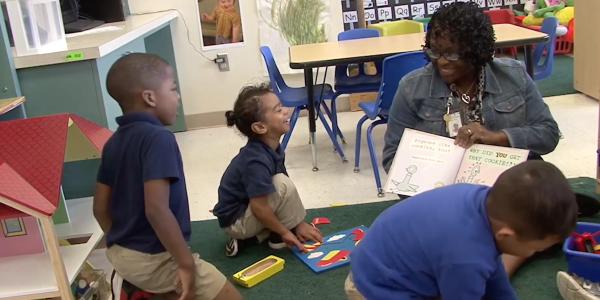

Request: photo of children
left=199, top=0, right=244, bottom=48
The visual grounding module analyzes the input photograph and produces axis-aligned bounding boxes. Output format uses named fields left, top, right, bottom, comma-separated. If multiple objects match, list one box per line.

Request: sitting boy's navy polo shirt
left=214, top=139, right=287, bottom=227
left=97, top=112, right=191, bottom=254
left=351, top=184, right=517, bottom=300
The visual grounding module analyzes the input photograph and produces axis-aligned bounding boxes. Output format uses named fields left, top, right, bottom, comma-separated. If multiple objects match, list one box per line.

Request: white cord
left=130, top=8, right=215, bottom=63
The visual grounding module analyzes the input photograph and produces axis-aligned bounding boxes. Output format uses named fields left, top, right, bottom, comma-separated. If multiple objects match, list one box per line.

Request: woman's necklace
left=449, top=80, right=477, bottom=104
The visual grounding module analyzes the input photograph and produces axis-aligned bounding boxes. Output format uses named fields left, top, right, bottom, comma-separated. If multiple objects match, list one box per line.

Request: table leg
left=524, top=44, right=534, bottom=79
left=304, top=67, right=319, bottom=171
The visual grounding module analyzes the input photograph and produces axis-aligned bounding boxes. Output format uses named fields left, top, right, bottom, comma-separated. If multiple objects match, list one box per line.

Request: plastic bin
left=3, top=0, right=67, bottom=56
left=563, top=222, right=600, bottom=282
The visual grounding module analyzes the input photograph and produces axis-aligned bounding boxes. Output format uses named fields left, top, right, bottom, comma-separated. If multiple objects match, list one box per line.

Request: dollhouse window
left=1, top=218, right=27, bottom=237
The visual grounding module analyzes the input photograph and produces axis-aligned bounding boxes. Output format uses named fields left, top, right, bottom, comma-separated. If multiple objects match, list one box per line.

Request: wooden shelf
left=0, top=197, right=103, bottom=299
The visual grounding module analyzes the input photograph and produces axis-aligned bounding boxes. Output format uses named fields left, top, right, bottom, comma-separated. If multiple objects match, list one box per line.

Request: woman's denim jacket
left=382, top=58, right=560, bottom=173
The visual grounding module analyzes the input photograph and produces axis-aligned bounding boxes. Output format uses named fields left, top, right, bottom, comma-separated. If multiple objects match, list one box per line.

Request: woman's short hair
left=425, top=2, right=496, bottom=69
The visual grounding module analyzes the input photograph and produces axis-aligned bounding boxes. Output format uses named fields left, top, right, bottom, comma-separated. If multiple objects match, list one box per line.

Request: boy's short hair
left=488, top=161, right=577, bottom=240
left=106, top=53, right=170, bottom=110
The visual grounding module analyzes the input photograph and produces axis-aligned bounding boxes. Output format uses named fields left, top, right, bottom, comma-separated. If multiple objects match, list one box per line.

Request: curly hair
left=225, top=82, right=273, bottom=139
left=425, top=2, right=495, bottom=69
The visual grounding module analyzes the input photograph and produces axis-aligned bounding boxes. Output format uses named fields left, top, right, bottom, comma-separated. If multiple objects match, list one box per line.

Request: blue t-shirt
left=213, top=139, right=287, bottom=227
left=351, top=184, right=517, bottom=300
left=97, top=112, right=191, bottom=254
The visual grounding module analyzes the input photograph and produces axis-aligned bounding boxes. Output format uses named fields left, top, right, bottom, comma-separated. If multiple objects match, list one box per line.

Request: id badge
left=444, top=111, right=463, bottom=137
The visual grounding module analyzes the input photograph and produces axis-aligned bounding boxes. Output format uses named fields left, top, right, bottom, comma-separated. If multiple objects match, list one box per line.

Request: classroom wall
left=127, top=0, right=343, bottom=128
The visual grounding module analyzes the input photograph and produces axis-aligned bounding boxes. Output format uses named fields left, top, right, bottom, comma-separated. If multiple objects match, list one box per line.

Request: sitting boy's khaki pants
left=225, top=173, right=306, bottom=241
left=345, top=272, right=367, bottom=300
left=106, top=245, right=227, bottom=300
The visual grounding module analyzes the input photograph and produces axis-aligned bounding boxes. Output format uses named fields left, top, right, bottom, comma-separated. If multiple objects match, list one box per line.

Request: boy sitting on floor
left=346, top=161, right=578, bottom=300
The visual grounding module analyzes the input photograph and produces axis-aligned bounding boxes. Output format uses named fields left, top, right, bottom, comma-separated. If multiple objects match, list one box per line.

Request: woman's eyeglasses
left=423, top=47, right=461, bottom=62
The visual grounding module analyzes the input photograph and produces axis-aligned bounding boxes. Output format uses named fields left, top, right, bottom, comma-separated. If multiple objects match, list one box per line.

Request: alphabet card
left=292, top=225, right=368, bottom=273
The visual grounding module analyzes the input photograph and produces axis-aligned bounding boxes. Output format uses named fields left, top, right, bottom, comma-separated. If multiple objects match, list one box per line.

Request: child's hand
left=176, top=267, right=195, bottom=300
left=282, top=230, right=306, bottom=252
left=295, top=222, right=323, bottom=244
left=201, top=13, right=209, bottom=21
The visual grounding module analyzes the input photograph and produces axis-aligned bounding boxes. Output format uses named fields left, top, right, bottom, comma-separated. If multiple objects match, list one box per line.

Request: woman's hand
left=454, top=123, right=509, bottom=148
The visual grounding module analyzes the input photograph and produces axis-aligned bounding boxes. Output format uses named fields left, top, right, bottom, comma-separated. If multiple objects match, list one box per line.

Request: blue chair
left=530, top=17, right=558, bottom=80
left=354, top=51, right=428, bottom=196
left=259, top=46, right=346, bottom=160
left=328, top=29, right=382, bottom=144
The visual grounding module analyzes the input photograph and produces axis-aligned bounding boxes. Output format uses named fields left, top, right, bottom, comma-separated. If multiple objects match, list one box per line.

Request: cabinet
left=13, top=11, right=186, bottom=132
left=573, top=0, right=600, bottom=100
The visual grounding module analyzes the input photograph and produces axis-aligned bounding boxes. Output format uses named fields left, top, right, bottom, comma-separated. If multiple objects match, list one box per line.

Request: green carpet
left=190, top=179, right=599, bottom=300
left=535, top=55, right=576, bottom=98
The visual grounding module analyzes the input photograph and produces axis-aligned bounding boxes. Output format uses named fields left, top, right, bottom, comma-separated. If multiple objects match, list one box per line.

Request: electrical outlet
left=215, top=53, right=230, bottom=72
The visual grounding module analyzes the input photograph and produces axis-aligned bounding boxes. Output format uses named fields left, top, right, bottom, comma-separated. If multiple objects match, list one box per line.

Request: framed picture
left=198, top=0, right=245, bottom=50
left=2, top=218, right=27, bottom=237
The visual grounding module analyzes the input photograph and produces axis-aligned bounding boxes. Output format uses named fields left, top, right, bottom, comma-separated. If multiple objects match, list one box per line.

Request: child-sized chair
left=368, top=20, right=424, bottom=36
left=330, top=28, right=382, bottom=144
left=484, top=9, right=518, bottom=57
left=259, top=46, right=347, bottom=161
left=529, top=17, right=558, bottom=80
left=354, top=51, right=427, bottom=197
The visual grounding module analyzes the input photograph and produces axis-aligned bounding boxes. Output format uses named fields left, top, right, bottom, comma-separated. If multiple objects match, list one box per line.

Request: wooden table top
left=0, top=97, right=25, bottom=115
left=289, top=24, right=548, bottom=68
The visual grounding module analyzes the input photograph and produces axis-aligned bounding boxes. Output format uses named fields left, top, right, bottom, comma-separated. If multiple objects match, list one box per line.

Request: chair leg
left=320, top=98, right=345, bottom=144
left=367, top=119, right=387, bottom=197
left=281, top=107, right=300, bottom=151
left=330, top=98, right=346, bottom=144
left=354, top=115, right=369, bottom=173
left=317, top=109, right=347, bottom=162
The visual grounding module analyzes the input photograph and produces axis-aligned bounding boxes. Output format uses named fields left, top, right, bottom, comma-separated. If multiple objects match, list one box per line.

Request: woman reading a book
left=382, top=1, right=560, bottom=278
left=383, top=2, right=559, bottom=174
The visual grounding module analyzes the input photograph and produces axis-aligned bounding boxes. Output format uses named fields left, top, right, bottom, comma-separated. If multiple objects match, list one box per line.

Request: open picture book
left=384, top=129, right=529, bottom=196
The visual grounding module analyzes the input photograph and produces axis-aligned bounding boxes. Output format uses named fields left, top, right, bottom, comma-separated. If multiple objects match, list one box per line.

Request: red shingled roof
left=0, top=114, right=111, bottom=218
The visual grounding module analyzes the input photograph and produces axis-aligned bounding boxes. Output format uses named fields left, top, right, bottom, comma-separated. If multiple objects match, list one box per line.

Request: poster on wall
left=341, top=0, right=523, bottom=31
left=198, top=0, right=246, bottom=50
left=257, top=0, right=330, bottom=74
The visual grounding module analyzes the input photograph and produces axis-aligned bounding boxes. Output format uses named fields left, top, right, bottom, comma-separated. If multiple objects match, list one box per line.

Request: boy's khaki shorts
left=107, top=244, right=227, bottom=300
left=225, top=173, right=306, bottom=242
left=345, top=272, right=367, bottom=300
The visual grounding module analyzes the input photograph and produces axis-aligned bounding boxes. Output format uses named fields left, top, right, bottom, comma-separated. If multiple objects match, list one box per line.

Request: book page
left=455, top=144, right=529, bottom=186
left=384, top=129, right=465, bottom=196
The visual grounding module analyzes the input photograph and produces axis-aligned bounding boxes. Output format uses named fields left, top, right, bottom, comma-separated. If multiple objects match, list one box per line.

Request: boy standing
left=347, top=161, right=578, bottom=299
left=93, top=53, right=241, bottom=300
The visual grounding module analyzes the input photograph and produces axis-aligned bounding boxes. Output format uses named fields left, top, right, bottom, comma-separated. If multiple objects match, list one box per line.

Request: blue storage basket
left=563, top=222, right=600, bottom=282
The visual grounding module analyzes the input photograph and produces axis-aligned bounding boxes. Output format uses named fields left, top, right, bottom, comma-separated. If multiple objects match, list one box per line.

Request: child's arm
left=93, top=182, right=112, bottom=233
left=249, top=196, right=306, bottom=251
left=145, top=179, right=196, bottom=300
left=201, top=9, right=217, bottom=23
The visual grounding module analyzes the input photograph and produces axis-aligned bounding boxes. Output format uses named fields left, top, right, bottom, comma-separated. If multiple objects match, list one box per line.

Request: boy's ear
left=142, top=89, right=157, bottom=107
left=495, top=226, right=516, bottom=241
left=251, top=121, right=267, bottom=135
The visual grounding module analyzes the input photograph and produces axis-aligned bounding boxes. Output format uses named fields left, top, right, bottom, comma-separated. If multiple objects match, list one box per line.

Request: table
left=289, top=24, right=548, bottom=171
left=0, top=96, right=24, bottom=115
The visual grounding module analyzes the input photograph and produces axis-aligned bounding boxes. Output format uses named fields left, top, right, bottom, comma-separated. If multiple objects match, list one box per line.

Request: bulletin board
left=341, top=0, right=526, bottom=31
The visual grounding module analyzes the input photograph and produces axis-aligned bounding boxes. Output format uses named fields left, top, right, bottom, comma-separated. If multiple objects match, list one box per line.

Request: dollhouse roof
left=0, top=114, right=112, bottom=219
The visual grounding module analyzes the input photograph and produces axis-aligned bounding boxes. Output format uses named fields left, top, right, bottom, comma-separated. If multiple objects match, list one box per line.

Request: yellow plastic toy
left=232, top=255, right=285, bottom=288
left=368, top=20, right=424, bottom=37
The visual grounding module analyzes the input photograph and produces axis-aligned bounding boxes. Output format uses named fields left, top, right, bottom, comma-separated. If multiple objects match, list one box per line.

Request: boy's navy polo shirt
left=97, top=112, right=191, bottom=254
left=214, top=139, right=287, bottom=227
left=351, top=184, right=517, bottom=300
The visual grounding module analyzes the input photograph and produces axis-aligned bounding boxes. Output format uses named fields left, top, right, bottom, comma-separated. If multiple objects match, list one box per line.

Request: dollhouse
left=0, top=114, right=111, bottom=300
